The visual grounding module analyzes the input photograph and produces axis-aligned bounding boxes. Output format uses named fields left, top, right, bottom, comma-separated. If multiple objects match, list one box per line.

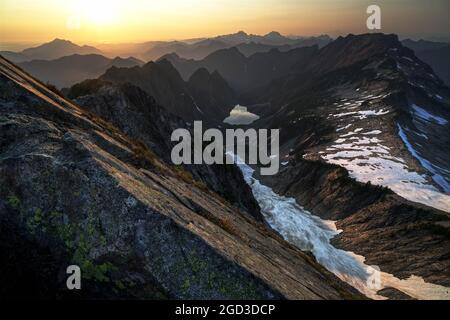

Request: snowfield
left=231, top=153, right=450, bottom=300
left=319, top=94, right=450, bottom=213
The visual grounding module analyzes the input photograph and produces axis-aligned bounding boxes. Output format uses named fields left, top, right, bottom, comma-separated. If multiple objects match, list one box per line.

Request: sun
left=80, top=0, right=119, bottom=26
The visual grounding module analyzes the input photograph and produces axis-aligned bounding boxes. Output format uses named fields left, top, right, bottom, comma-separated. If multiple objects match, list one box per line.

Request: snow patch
left=412, top=104, right=448, bottom=125
left=322, top=129, right=450, bottom=213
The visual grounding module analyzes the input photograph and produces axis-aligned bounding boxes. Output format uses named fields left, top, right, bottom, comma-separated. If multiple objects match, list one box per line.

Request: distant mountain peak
left=265, top=31, right=283, bottom=38
left=159, top=52, right=181, bottom=60
left=50, top=38, right=72, bottom=44
left=236, top=30, right=248, bottom=36
left=206, top=46, right=246, bottom=60
left=328, top=33, right=403, bottom=54
left=12, top=38, right=103, bottom=62
left=190, top=67, right=210, bottom=77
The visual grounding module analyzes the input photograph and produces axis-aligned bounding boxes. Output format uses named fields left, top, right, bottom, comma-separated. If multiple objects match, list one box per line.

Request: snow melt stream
left=231, top=154, right=450, bottom=300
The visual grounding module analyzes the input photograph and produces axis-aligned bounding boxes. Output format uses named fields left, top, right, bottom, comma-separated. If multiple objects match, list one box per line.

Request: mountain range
left=161, top=45, right=319, bottom=92
left=17, top=54, right=144, bottom=89
left=117, top=32, right=332, bottom=61
left=6, top=34, right=449, bottom=91
left=162, top=33, right=449, bottom=298
left=2, top=32, right=331, bottom=64
left=96, top=59, right=236, bottom=123
left=2, top=32, right=332, bottom=90
left=0, top=32, right=449, bottom=300
left=0, top=38, right=102, bottom=62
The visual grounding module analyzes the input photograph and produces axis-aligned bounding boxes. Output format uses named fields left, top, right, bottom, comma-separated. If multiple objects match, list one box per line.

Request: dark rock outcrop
left=100, top=59, right=235, bottom=123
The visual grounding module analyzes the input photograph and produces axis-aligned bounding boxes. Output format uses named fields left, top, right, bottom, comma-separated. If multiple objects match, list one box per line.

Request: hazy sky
left=1, top=0, right=449, bottom=46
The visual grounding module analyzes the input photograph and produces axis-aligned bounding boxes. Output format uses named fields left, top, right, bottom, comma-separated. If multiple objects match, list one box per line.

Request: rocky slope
left=69, top=79, right=257, bottom=219
left=246, top=34, right=450, bottom=295
left=187, top=68, right=237, bottom=121
left=0, top=55, right=361, bottom=299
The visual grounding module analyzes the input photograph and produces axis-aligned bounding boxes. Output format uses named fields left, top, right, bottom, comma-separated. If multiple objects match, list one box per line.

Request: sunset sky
left=1, top=0, right=449, bottom=47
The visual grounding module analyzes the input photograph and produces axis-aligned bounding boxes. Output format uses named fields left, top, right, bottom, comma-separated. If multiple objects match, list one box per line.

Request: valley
left=0, top=31, right=449, bottom=301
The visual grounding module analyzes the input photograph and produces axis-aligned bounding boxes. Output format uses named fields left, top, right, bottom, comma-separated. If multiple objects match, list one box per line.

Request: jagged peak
left=235, top=30, right=248, bottom=36
left=49, top=38, right=73, bottom=44
left=320, top=33, right=404, bottom=58
left=265, top=31, right=283, bottom=38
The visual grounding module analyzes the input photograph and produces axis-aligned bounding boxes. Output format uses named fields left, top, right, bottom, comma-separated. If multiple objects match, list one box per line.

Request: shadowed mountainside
left=403, top=39, right=450, bottom=86
left=69, top=78, right=258, bottom=218
left=99, top=59, right=236, bottom=123
left=18, top=54, right=143, bottom=89
left=162, top=45, right=319, bottom=92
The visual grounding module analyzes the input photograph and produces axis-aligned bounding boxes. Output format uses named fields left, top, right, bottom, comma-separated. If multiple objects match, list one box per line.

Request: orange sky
left=1, top=0, right=449, bottom=46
